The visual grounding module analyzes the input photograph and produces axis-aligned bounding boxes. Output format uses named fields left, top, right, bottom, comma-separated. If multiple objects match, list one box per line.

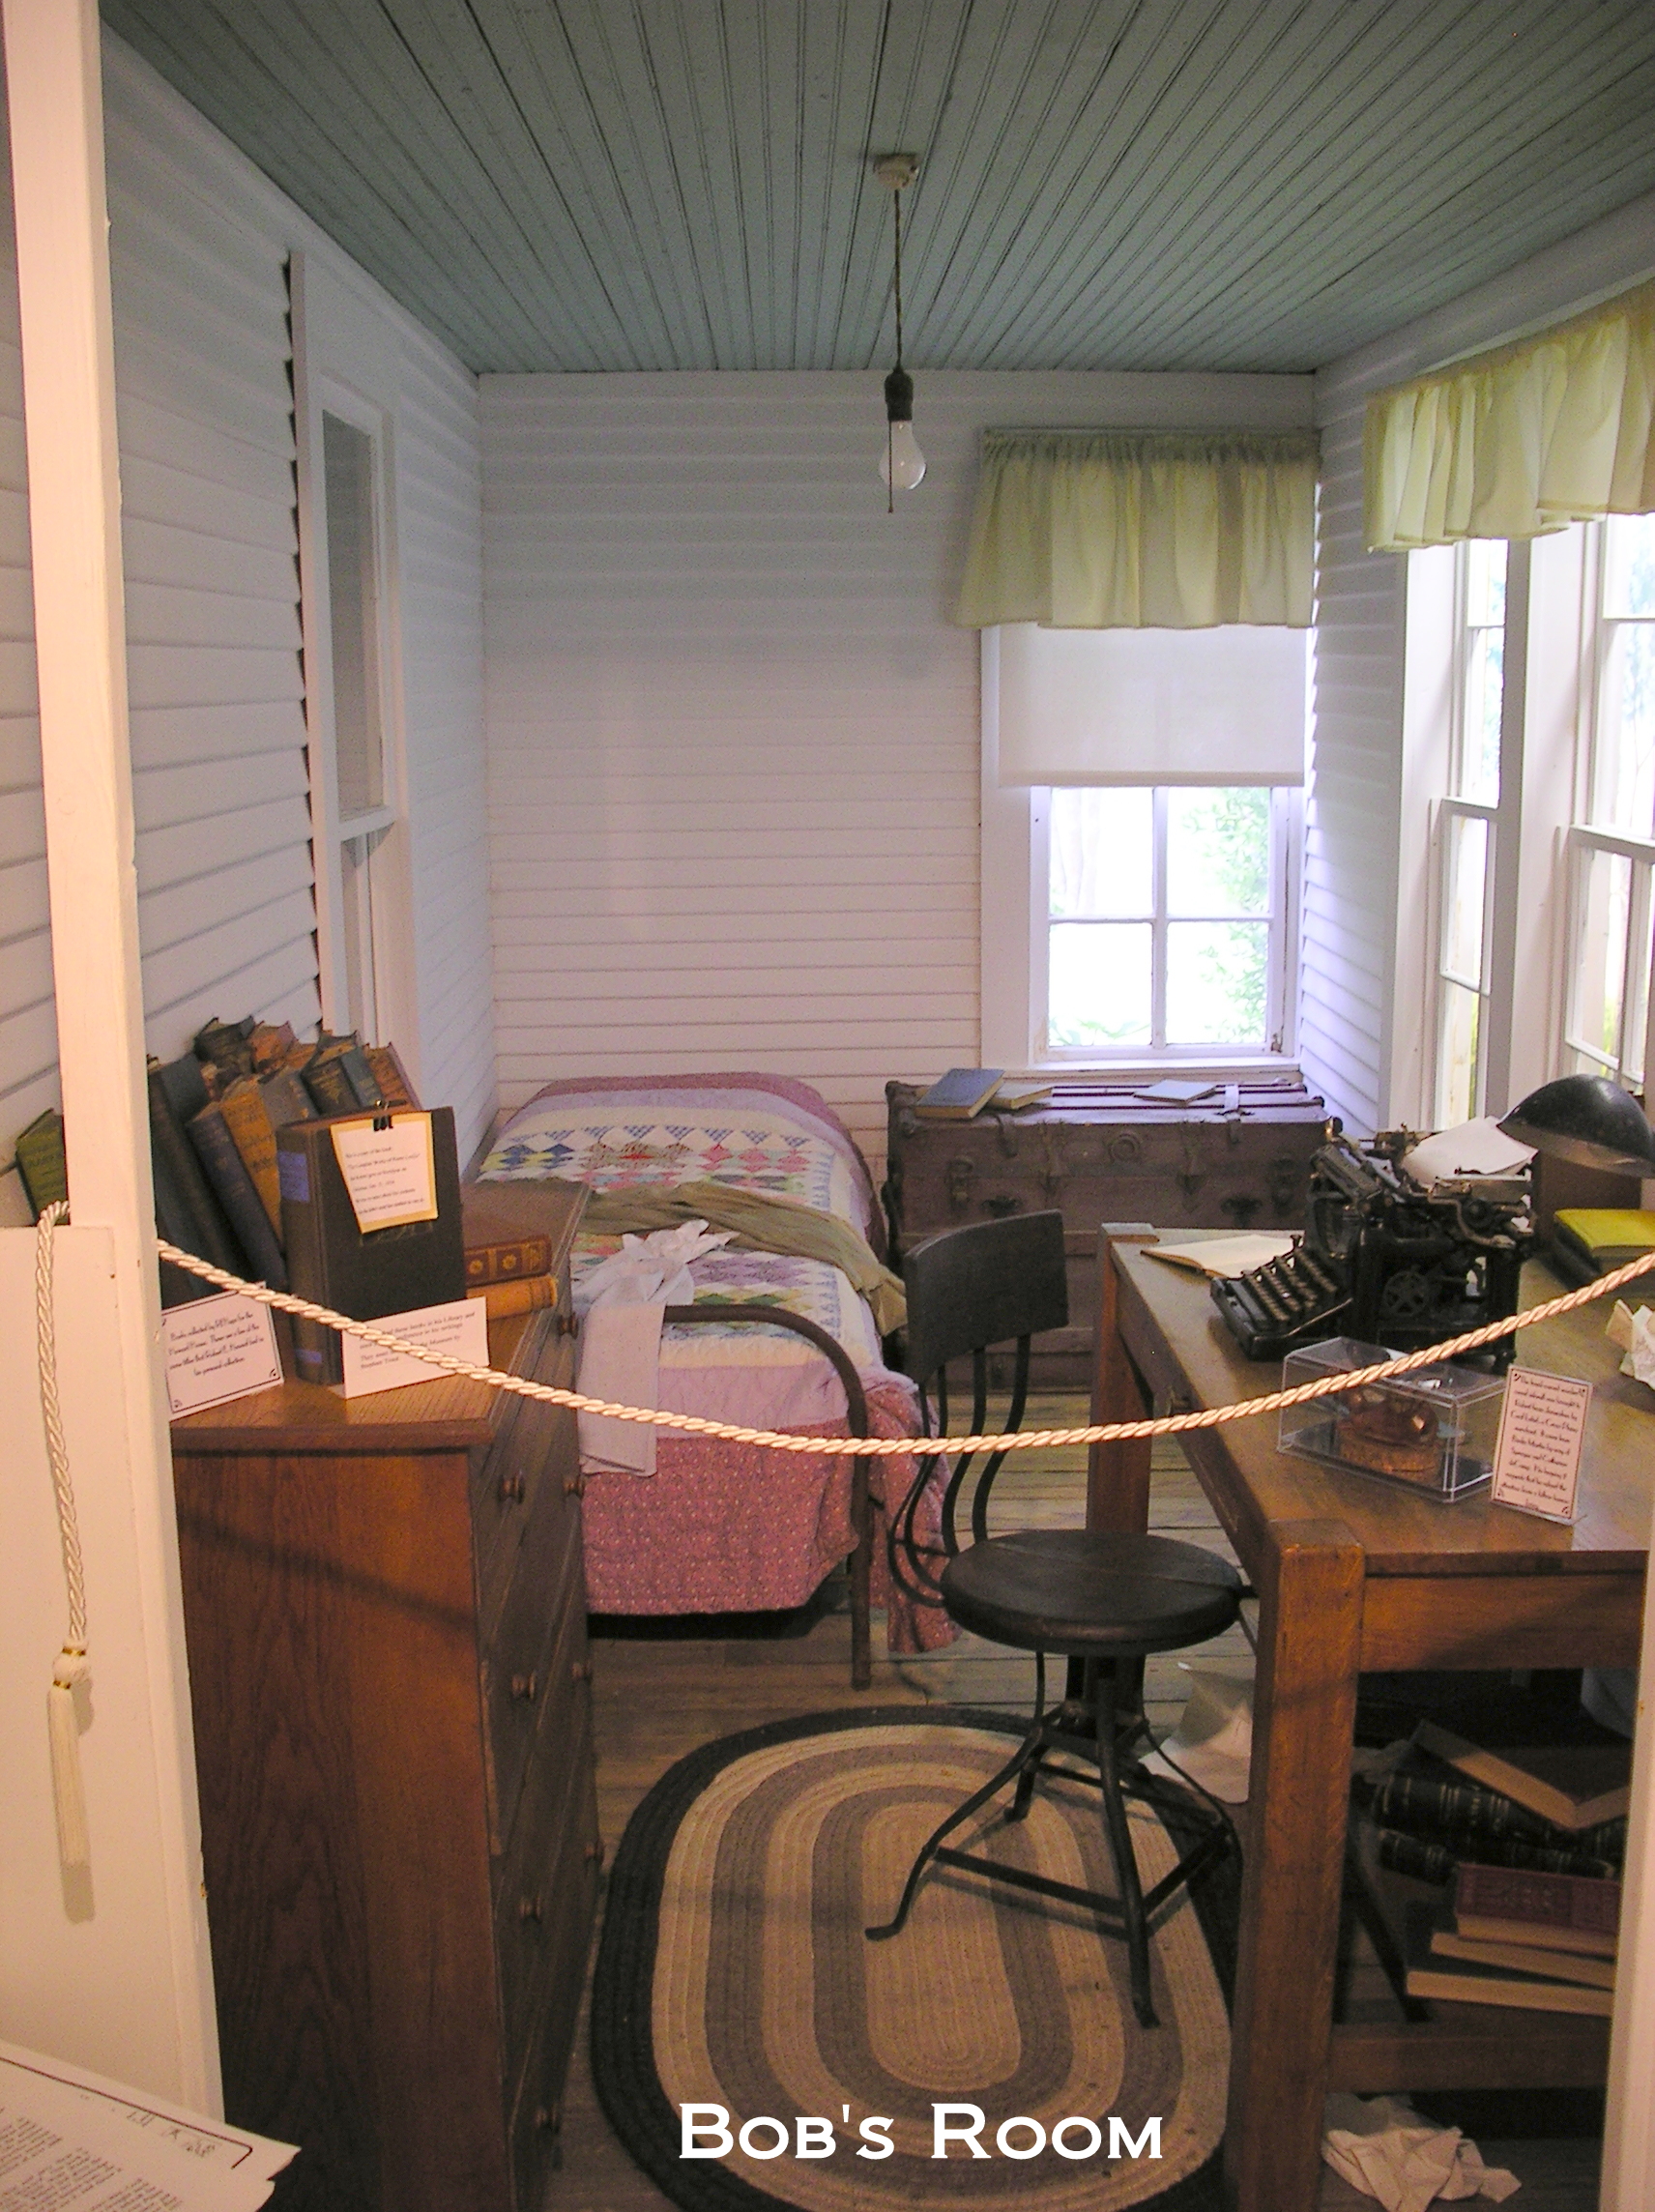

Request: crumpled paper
left=1141, top=1667, right=1254, bottom=1803
left=1607, top=1299, right=1655, bottom=1391
left=1321, top=2095, right=1520, bottom=2210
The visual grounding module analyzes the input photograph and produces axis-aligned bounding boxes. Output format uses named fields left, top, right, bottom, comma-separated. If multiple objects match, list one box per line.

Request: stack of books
left=913, top=1068, right=1053, bottom=1121
left=459, top=1184, right=572, bottom=1322
left=1549, top=1207, right=1655, bottom=1288
left=1355, top=1721, right=1630, bottom=1888
left=1405, top=1863, right=1619, bottom=2018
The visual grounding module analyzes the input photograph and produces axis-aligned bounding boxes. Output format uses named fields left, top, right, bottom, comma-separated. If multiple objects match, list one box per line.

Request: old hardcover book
left=914, top=1067, right=1005, bottom=1121
left=260, top=1066, right=318, bottom=1141
left=279, top=1107, right=465, bottom=1385
left=1365, top=1762, right=1626, bottom=1857
left=15, top=1108, right=68, bottom=1218
left=148, top=1056, right=246, bottom=1279
left=1429, top=1927, right=1615, bottom=1990
left=466, top=1273, right=556, bottom=1321
left=1453, top=1863, right=1620, bottom=1957
left=187, top=1102, right=289, bottom=1290
left=247, top=1019, right=297, bottom=1073
left=363, top=1041, right=420, bottom=1110
left=1413, top=1721, right=1631, bottom=1831
left=192, top=1015, right=255, bottom=1081
left=301, top=1041, right=364, bottom=1116
left=218, top=1078, right=282, bottom=1234
left=1405, top=1904, right=1611, bottom=2015
left=1374, top=1825, right=1618, bottom=1886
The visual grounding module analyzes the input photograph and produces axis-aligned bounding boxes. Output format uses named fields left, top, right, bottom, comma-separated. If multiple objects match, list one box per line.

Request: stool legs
left=1092, top=1662, right=1156, bottom=2028
left=864, top=1714, right=1050, bottom=1942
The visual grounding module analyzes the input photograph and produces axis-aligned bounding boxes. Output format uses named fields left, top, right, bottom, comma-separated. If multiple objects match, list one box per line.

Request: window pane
left=1048, top=921, right=1151, bottom=1048
left=1594, top=620, right=1655, bottom=837
left=323, top=413, right=385, bottom=819
left=1465, top=538, right=1506, bottom=627
left=1569, top=845, right=1632, bottom=1066
left=1604, top=513, right=1655, bottom=620
left=1049, top=788, right=1152, bottom=917
left=1165, top=788, right=1269, bottom=917
left=1165, top=921, right=1269, bottom=1045
left=1440, top=812, right=1487, bottom=987
left=1435, top=980, right=1481, bottom=1127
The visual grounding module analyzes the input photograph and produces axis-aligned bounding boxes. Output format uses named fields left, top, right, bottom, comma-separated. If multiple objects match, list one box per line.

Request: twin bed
left=477, top=1073, right=950, bottom=1680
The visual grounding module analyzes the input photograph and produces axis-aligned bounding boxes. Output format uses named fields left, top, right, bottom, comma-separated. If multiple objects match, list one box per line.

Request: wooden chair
left=868, top=1211, right=1240, bottom=2026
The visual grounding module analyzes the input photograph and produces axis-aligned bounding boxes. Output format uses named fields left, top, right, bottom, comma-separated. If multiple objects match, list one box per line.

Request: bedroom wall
left=480, top=368, right=1313, bottom=1165
left=0, top=33, right=497, bottom=1206
left=1304, top=186, right=1655, bottom=1136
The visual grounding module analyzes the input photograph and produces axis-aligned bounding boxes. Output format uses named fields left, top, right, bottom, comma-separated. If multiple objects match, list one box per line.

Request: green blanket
left=580, top=1179, right=906, bottom=1335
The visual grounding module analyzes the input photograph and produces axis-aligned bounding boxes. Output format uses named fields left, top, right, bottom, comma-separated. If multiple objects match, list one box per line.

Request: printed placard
left=1491, top=1366, right=1594, bottom=1524
left=331, top=1112, right=438, bottom=1231
left=338, top=1295, right=489, bottom=1399
left=162, top=1292, right=282, bottom=1417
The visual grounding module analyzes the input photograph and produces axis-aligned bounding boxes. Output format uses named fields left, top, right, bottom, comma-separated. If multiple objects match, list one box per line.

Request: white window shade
left=995, top=622, right=1307, bottom=788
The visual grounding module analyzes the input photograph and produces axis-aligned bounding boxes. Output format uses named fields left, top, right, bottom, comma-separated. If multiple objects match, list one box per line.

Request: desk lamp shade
left=1497, top=1074, right=1655, bottom=1178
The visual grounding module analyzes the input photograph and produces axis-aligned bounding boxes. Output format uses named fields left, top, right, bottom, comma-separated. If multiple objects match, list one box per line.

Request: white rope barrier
left=157, top=1237, right=1655, bottom=1459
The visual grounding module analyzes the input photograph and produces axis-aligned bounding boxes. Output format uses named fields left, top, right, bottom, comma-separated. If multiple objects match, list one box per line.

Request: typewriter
left=1210, top=1127, right=1531, bottom=1368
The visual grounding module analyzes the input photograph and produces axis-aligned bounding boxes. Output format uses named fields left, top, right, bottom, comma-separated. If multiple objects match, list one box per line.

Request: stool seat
left=941, top=1529, right=1242, bottom=1657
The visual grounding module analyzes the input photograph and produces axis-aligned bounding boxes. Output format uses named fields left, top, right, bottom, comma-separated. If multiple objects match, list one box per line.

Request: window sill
left=1024, top=1053, right=1304, bottom=1082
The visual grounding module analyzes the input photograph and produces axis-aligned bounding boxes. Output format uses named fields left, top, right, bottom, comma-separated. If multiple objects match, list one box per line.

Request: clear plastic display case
left=1279, top=1336, right=1505, bottom=1501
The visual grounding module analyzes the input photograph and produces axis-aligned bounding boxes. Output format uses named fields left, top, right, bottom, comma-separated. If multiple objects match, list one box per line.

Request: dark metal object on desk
left=1211, top=1129, right=1531, bottom=1369
left=1498, top=1072, right=1655, bottom=1179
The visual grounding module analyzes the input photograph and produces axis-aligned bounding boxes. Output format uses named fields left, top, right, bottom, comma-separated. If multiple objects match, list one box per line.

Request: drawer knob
left=510, top=1671, right=539, bottom=1703
left=570, top=1659, right=593, bottom=1683
left=518, top=1893, right=544, bottom=1923
left=564, top=1474, right=586, bottom=1499
left=498, top=1472, right=526, bottom=1503
left=557, top=1311, right=581, bottom=1340
left=584, top=1838, right=605, bottom=1866
left=536, top=2103, right=561, bottom=2136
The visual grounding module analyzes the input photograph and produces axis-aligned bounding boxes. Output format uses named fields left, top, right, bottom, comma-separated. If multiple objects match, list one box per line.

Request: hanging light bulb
left=882, top=367, right=926, bottom=492
left=874, top=155, right=923, bottom=509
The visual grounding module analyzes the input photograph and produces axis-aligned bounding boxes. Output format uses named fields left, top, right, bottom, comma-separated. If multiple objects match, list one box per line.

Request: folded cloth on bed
left=575, top=1222, right=737, bottom=1475
left=581, top=1179, right=906, bottom=1334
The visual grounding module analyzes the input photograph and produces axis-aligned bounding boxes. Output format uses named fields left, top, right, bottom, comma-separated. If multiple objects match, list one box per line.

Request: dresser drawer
left=492, top=1585, right=598, bottom=2056
left=503, top=1768, right=602, bottom=2212
left=473, top=1326, right=578, bottom=1641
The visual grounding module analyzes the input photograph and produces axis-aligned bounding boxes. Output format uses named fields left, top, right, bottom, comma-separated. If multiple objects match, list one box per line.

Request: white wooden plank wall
left=1306, top=186, right=1655, bottom=1136
left=481, top=368, right=1312, bottom=1164
left=0, top=35, right=498, bottom=1179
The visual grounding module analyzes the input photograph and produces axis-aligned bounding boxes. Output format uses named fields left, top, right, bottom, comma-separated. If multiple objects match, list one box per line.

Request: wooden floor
left=545, top=1403, right=1603, bottom=2211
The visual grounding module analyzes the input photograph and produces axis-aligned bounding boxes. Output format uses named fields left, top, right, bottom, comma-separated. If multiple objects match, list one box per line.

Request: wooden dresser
left=170, top=1184, right=596, bottom=2212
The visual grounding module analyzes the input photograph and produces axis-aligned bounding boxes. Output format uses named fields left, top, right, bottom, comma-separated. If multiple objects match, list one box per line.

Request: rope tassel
left=48, top=1647, right=91, bottom=1870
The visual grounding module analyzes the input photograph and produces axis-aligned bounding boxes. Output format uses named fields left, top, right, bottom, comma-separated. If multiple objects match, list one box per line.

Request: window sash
left=1562, top=824, right=1655, bottom=1087
left=1041, top=786, right=1293, bottom=1059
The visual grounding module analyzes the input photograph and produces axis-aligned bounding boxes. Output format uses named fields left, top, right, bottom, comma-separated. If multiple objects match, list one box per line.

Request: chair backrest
left=893, top=1212, right=1069, bottom=1578
left=903, top=1212, right=1069, bottom=1384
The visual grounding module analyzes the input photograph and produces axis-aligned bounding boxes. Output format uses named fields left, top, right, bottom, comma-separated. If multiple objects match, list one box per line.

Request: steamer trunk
left=884, top=1078, right=1330, bottom=1385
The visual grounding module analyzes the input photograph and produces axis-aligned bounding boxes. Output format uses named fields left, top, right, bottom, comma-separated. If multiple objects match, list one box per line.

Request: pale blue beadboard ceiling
left=102, top=0, right=1655, bottom=376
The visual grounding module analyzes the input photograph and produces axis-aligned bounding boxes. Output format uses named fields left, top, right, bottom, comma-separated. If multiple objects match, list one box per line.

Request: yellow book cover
left=218, top=1078, right=282, bottom=1235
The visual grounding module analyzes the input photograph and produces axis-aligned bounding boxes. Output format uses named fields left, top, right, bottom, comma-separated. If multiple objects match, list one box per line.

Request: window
left=1432, top=540, right=1506, bottom=1124
left=1563, top=512, right=1655, bottom=1089
left=319, top=409, right=395, bottom=1036
left=291, top=250, right=415, bottom=1053
left=980, top=626, right=1305, bottom=1071
left=1043, top=787, right=1292, bottom=1056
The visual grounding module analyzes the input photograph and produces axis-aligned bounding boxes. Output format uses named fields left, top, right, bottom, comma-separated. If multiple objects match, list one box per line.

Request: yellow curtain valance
left=953, top=427, right=1319, bottom=630
left=1363, top=277, right=1655, bottom=552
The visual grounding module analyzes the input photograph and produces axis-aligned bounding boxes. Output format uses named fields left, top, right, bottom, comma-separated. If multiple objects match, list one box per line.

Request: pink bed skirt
left=578, top=1376, right=956, bottom=1654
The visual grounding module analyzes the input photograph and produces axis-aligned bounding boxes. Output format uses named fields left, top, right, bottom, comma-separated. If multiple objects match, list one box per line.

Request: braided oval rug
left=591, top=1707, right=1236, bottom=2212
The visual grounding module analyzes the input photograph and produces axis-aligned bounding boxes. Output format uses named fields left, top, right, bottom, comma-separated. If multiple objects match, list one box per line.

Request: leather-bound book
left=218, top=1077, right=282, bottom=1234
left=303, top=1037, right=386, bottom=1116
left=260, top=1066, right=318, bottom=1142
left=15, top=1107, right=68, bottom=1218
left=147, top=1056, right=247, bottom=1282
left=363, top=1041, right=420, bottom=1110
left=461, top=1181, right=584, bottom=1288
left=247, top=1019, right=297, bottom=1073
left=193, top=1015, right=255, bottom=1082
left=279, top=1107, right=465, bottom=1385
left=187, top=1101, right=289, bottom=1291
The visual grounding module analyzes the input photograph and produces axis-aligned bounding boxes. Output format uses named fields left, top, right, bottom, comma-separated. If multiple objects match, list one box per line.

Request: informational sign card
left=0, top=2040, right=295, bottom=2209
left=338, top=1295, right=489, bottom=1399
left=161, top=1291, right=282, bottom=1416
left=1491, top=1366, right=1593, bottom=1524
left=331, top=1112, right=438, bottom=1231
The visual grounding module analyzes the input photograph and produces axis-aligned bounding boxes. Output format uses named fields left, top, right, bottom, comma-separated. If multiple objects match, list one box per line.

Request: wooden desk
left=1089, top=1234, right=1652, bottom=2212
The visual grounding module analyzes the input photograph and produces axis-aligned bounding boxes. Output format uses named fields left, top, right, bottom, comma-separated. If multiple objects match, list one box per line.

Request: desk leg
left=1225, top=1519, right=1364, bottom=2212
left=1088, top=1234, right=1151, bottom=1534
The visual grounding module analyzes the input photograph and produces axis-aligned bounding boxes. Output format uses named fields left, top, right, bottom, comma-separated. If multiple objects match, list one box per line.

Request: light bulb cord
left=892, top=188, right=905, bottom=372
